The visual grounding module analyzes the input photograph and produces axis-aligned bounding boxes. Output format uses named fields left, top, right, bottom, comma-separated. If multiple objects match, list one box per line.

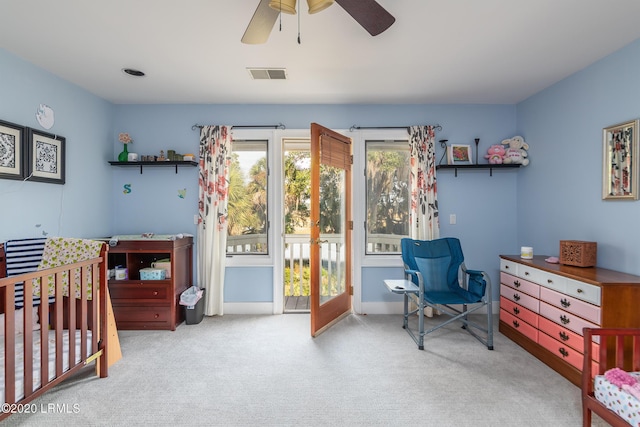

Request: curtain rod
left=191, top=123, right=286, bottom=131
left=349, top=124, right=442, bottom=132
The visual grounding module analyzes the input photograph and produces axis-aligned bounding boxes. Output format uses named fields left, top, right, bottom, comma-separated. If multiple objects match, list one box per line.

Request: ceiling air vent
left=247, top=68, right=287, bottom=80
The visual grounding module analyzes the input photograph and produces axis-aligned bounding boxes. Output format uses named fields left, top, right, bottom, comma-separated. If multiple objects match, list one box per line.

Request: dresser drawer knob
left=559, top=347, right=569, bottom=358
left=513, top=293, right=521, bottom=302
left=559, top=331, right=570, bottom=341
left=154, top=314, right=160, bottom=319
left=560, top=315, right=570, bottom=325
left=513, top=280, right=521, bottom=288
left=513, top=307, right=520, bottom=315
left=153, top=291, right=158, bottom=296
left=577, top=288, right=584, bottom=294
left=560, top=298, right=571, bottom=308
left=524, top=272, right=530, bottom=276
left=547, top=279, right=553, bottom=284
left=512, top=320, right=520, bottom=328
left=505, top=265, right=510, bottom=269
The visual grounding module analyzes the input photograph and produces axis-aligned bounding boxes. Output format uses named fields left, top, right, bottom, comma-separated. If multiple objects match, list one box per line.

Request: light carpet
left=4, top=313, right=608, bottom=426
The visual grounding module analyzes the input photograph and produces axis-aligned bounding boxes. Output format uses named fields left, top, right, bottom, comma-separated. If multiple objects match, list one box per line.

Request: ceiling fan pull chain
left=297, top=1, right=301, bottom=44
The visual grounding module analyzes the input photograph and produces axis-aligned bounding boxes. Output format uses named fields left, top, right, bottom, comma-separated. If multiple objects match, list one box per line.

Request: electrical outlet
left=450, top=214, right=456, bottom=225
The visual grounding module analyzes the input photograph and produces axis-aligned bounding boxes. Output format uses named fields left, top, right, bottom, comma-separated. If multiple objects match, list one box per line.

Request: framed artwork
left=26, top=128, right=66, bottom=184
left=602, top=119, right=639, bottom=200
left=448, top=144, right=473, bottom=165
left=0, top=119, right=27, bottom=180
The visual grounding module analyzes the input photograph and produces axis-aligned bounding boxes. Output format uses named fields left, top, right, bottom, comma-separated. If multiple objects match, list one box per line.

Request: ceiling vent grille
left=247, top=68, right=288, bottom=80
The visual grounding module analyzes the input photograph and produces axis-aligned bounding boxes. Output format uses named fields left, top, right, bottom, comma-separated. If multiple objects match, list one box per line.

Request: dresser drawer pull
left=153, top=291, right=158, bottom=296
left=524, top=271, right=530, bottom=276
left=512, top=320, right=520, bottom=328
left=560, top=298, right=571, bottom=308
left=513, top=280, right=521, bottom=288
left=577, top=288, right=584, bottom=294
left=513, top=307, right=520, bottom=315
left=560, top=315, right=570, bottom=325
left=559, top=347, right=569, bottom=358
left=513, top=293, right=521, bottom=301
left=154, top=314, right=160, bottom=319
left=559, top=331, right=570, bottom=342
left=547, top=279, right=553, bottom=284
left=504, top=265, right=510, bottom=270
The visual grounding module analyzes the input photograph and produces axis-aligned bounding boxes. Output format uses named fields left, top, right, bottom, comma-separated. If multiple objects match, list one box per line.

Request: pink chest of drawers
left=499, top=255, right=640, bottom=387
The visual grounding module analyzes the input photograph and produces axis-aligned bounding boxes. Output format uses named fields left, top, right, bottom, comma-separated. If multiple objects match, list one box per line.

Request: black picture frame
left=0, top=119, right=27, bottom=180
left=26, top=128, right=66, bottom=184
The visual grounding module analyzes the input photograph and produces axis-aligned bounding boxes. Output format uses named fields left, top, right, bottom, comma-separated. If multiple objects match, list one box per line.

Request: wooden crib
left=582, top=328, right=640, bottom=427
left=0, top=239, right=109, bottom=421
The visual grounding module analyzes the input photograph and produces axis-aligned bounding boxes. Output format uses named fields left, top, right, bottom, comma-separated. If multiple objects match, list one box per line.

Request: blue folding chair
left=400, top=237, right=494, bottom=350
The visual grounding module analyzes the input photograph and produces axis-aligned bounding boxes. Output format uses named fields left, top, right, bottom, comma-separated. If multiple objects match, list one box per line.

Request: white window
left=227, top=140, right=268, bottom=254
left=365, top=140, right=410, bottom=254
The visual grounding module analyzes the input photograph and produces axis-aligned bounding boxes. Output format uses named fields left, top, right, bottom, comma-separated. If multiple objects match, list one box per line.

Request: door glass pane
left=319, top=164, right=346, bottom=304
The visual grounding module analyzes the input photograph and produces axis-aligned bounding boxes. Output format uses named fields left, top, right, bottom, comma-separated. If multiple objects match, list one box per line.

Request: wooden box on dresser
left=107, top=236, right=193, bottom=330
left=499, top=254, right=640, bottom=386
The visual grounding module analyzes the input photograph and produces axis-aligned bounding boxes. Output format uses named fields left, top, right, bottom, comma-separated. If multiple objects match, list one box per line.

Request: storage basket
left=559, top=240, right=597, bottom=267
left=151, top=260, right=171, bottom=278
left=140, top=267, right=166, bottom=280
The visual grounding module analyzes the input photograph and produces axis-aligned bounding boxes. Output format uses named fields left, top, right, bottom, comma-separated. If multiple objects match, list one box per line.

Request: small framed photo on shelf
left=0, top=120, right=27, bottom=180
left=26, top=128, right=66, bottom=184
left=448, top=144, right=473, bottom=165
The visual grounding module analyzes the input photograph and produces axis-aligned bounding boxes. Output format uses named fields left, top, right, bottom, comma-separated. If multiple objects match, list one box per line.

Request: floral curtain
left=197, top=125, right=232, bottom=316
left=409, top=125, right=439, bottom=240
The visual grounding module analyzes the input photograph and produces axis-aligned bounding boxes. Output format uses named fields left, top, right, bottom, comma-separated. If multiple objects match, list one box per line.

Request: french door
left=309, top=123, right=352, bottom=337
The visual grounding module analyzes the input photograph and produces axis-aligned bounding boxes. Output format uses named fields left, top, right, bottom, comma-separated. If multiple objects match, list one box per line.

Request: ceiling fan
left=241, top=0, right=395, bottom=44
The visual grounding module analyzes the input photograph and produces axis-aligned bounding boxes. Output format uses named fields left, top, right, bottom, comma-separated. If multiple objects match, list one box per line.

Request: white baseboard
left=223, top=302, right=274, bottom=315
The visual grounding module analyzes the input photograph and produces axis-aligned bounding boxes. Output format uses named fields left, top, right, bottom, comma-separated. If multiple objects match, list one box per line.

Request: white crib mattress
left=0, top=330, right=93, bottom=402
left=594, top=371, right=640, bottom=426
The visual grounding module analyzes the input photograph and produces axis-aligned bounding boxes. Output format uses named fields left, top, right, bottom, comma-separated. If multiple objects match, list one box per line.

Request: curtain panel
left=408, top=125, right=439, bottom=241
left=197, top=125, right=232, bottom=316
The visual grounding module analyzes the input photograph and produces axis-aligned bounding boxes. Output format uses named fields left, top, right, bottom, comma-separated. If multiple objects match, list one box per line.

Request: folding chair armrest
left=404, top=269, right=425, bottom=295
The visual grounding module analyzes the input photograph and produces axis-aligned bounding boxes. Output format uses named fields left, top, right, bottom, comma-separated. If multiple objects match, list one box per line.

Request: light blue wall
left=517, top=38, right=640, bottom=275
left=0, top=49, right=114, bottom=241
left=113, top=104, right=517, bottom=304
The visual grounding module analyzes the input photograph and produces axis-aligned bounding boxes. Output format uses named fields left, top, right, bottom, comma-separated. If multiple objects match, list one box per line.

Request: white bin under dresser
left=499, top=254, right=640, bottom=386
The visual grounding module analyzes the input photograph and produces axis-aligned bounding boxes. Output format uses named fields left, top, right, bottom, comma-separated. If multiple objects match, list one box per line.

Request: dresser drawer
left=500, top=272, right=540, bottom=298
left=538, top=331, right=584, bottom=370
left=109, top=282, right=171, bottom=301
left=500, top=259, right=519, bottom=275
left=500, top=284, right=539, bottom=313
left=539, top=287, right=600, bottom=324
left=500, top=296, right=538, bottom=328
left=112, top=305, right=172, bottom=329
left=500, top=309, right=538, bottom=342
left=538, top=316, right=600, bottom=361
left=565, top=278, right=601, bottom=306
left=539, top=301, right=599, bottom=336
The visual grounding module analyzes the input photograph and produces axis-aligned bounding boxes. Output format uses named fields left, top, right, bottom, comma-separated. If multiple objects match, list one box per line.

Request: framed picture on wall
left=0, top=119, right=27, bottom=180
left=447, top=144, right=473, bottom=165
left=602, top=119, right=639, bottom=200
left=26, top=128, right=66, bottom=184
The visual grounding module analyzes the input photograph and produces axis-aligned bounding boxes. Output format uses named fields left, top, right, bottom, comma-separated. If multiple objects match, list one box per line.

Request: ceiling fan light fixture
left=268, top=0, right=297, bottom=15
left=307, top=0, right=334, bottom=14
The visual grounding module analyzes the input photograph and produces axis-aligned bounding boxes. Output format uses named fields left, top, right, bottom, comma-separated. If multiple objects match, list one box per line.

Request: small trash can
left=180, top=287, right=205, bottom=325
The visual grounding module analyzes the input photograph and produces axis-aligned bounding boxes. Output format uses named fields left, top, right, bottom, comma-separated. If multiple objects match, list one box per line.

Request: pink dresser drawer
left=539, top=287, right=601, bottom=324
left=500, top=272, right=540, bottom=298
left=500, top=284, right=539, bottom=313
left=538, top=331, right=584, bottom=370
left=500, top=309, right=538, bottom=342
left=538, top=316, right=600, bottom=362
left=500, top=296, right=538, bottom=328
left=539, top=301, right=599, bottom=336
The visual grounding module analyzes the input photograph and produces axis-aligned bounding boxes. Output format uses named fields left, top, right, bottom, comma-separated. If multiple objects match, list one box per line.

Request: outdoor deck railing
left=226, top=233, right=406, bottom=297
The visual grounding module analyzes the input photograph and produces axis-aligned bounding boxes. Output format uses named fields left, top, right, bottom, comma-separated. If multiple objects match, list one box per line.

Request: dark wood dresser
left=107, top=236, right=193, bottom=330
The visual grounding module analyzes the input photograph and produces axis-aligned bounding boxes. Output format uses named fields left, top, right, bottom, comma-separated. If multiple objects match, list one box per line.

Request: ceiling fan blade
left=241, top=0, right=280, bottom=44
left=335, top=0, right=395, bottom=36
